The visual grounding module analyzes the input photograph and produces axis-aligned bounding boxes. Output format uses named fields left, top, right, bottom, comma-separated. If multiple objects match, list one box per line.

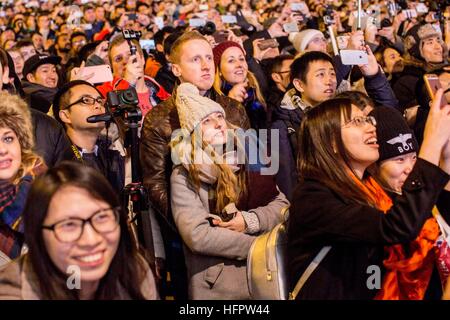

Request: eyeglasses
left=42, top=207, right=120, bottom=243
left=73, top=40, right=87, bottom=46
left=276, top=70, right=290, bottom=74
left=65, top=96, right=105, bottom=110
left=342, top=116, right=377, bottom=128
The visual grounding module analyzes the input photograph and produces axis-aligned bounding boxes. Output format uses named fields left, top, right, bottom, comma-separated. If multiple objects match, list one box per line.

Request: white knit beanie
left=289, top=29, right=324, bottom=53
left=175, top=83, right=226, bottom=133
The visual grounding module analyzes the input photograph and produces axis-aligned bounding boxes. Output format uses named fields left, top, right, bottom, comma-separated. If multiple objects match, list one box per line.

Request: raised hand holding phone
left=79, top=65, right=113, bottom=84
left=424, top=74, right=448, bottom=108
left=253, top=38, right=277, bottom=62
left=70, top=61, right=94, bottom=82
left=346, top=30, right=364, bottom=49
left=420, top=88, right=450, bottom=167
left=358, top=45, right=378, bottom=76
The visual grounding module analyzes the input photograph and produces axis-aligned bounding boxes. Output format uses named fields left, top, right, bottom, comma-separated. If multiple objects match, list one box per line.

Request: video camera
left=107, top=87, right=141, bottom=122
left=323, top=5, right=335, bottom=26
left=122, top=29, right=142, bottom=40
left=122, top=29, right=142, bottom=60
left=108, top=88, right=139, bottom=110
left=196, top=21, right=216, bottom=36
left=87, top=87, right=141, bottom=124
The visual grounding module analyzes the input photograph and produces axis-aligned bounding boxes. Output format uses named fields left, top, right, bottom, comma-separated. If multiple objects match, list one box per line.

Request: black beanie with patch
left=369, top=107, right=419, bottom=162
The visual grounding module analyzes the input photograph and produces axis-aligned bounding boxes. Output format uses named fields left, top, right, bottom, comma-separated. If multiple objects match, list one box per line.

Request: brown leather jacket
left=140, top=88, right=250, bottom=231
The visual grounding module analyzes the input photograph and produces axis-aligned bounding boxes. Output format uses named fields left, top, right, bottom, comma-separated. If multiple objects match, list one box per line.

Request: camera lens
left=202, top=21, right=216, bottom=35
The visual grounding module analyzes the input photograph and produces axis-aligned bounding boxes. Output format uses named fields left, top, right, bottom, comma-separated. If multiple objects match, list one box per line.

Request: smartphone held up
left=340, top=49, right=368, bottom=65
left=424, top=74, right=448, bottom=108
left=257, top=38, right=279, bottom=50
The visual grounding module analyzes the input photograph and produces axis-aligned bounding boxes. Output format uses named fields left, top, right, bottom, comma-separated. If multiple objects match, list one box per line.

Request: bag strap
left=289, top=246, right=331, bottom=300
left=433, top=206, right=450, bottom=239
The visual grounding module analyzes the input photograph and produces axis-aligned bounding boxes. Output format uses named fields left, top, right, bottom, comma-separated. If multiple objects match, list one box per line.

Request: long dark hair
left=22, top=161, right=149, bottom=299
left=297, top=98, right=377, bottom=206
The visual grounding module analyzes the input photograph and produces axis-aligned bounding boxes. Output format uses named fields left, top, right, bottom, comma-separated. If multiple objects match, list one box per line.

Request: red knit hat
left=213, top=41, right=245, bottom=67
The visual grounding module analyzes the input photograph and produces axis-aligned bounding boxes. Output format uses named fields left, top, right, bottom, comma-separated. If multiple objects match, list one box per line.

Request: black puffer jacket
left=393, top=65, right=425, bottom=112
left=270, top=89, right=305, bottom=201
left=31, top=109, right=74, bottom=168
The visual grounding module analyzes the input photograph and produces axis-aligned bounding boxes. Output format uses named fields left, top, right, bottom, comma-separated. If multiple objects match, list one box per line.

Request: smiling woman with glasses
left=287, top=96, right=450, bottom=300
left=0, top=161, right=158, bottom=300
left=41, top=207, right=120, bottom=243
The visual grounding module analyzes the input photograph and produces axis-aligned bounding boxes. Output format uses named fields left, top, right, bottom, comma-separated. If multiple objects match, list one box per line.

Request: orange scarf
left=353, top=175, right=439, bottom=300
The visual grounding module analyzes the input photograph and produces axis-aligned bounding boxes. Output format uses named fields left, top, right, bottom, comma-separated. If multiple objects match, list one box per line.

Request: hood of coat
left=272, top=88, right=304, bottom=123
left=22, top=81, right=58, bottom=101
left=22, top=81, right=58, bottom=113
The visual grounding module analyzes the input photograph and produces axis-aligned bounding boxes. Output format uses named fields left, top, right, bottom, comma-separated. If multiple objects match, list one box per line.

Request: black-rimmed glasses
left=42, top=207, right=120, bottom=243
left=64, top=96, right=105, bottom=110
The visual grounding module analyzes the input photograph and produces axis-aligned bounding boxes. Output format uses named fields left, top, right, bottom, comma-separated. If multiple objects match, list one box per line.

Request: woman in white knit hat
left=169, top=83, right=289, bottom=300
left=289, top=29, right=327, bottom=55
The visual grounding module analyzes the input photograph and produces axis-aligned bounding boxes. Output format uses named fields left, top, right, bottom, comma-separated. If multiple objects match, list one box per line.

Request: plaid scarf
left=0, top=161, right=45, bottom=259
left=0, top=175, right=34, bottom=259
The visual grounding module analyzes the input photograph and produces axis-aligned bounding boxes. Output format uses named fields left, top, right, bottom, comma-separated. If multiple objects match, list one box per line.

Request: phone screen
left=291, top=2, right=304, bottom=11
left=140, top=40, right=155, bottom=52
left=283, top=22, right=299, bottom=33
left=80, top=65, right=113, bottom=85
left=424, top=74, right=447, bottom=108
left=127, top=13, right=137, bottom=20
left=221, top=15, right=237, bottom=24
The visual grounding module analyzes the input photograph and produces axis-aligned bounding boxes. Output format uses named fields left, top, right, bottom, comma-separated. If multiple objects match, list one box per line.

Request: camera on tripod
left=106, top=87, right=141, bottom=123
left=108, top=87, right=139, bottom=108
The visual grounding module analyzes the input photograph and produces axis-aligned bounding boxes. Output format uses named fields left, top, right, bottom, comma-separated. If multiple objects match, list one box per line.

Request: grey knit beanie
left=175, top=83, right=226, bottom=133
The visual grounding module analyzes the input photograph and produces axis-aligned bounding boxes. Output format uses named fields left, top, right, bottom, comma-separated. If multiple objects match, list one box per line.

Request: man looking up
left=52, top=80, right=125, bottom=193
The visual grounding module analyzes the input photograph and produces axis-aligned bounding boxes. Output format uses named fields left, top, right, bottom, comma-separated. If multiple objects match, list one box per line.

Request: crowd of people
left=0, top=0, right=450, bottom=300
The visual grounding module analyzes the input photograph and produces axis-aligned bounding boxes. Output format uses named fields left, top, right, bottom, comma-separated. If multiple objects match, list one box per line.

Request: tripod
left=87, top=93, right=155, bottom=263
left=119, top=106, right=155, bottom=264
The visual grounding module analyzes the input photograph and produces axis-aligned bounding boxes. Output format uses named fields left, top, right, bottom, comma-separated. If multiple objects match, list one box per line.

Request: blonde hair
left=171, top=121, right=247, bottom=214
left=169, top=31, right=209, bottom=64
left=213, top=68, right=267, bottom=110
left=0, top=92, right=43, bottom=184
